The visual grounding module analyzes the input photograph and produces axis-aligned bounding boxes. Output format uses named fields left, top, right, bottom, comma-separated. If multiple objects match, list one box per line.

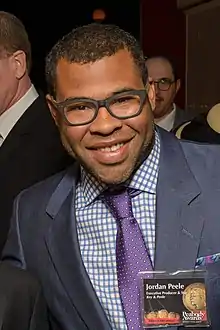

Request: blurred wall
left=184, top=0, right=220, bottom=114
left=140, top=0, right=186, bottom=108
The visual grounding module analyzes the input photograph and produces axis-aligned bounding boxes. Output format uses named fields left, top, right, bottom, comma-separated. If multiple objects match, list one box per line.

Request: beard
left=59, top=123, right=155, bottom=186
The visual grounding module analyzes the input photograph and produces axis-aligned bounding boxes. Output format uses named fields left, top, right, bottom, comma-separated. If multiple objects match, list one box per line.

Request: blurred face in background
left=146, top=57, right=180, bottom=121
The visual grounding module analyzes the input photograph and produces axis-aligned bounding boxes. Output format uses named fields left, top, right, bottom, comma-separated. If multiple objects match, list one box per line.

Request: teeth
left=99, top=143, right=124, bottom=152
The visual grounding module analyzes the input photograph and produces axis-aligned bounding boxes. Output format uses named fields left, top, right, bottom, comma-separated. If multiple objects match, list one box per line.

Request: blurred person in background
left=146, top=55, right=193, bottom=131
left=0, top=11, right=72, bottom=253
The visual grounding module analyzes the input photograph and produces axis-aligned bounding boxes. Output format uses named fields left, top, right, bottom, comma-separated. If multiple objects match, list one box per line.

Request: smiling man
left=47, top=50, right=154, bottom=185
left=3, top=23, right=220, bottom=330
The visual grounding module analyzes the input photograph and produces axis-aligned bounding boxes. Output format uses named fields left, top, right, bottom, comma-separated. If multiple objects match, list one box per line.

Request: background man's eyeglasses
left=151, top=78, right=175, bottom=91
left=50, top=89, right=147, bottom=126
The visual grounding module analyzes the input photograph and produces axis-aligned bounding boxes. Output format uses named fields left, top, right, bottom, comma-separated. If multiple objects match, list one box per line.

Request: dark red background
left=140, top=0, right=186, bottom=107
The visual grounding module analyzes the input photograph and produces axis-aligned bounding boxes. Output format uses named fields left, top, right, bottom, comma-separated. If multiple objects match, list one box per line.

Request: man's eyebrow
left=62, top=88, right=138, bottom=102
left=153, top=77, right=172, bottom=81
left=112, top=87, right=137, bottom=95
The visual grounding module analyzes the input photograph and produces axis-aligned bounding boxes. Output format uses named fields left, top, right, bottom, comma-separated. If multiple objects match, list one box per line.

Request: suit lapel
left=45, top=165, right=111, bottom=330
left=155, top=128, right=204, bottom=271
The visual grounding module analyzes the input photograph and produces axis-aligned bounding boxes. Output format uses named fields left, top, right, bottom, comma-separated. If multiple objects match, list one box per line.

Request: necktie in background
left=103, top=188, right=153, bottom=329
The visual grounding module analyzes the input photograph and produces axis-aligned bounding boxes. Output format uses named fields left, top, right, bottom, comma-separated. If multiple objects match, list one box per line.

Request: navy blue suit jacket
left=2, top=128, right=220, bottom=330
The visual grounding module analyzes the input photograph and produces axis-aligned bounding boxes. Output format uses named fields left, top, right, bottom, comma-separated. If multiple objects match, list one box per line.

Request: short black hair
left=45, top=23, right=147, bottom=98
left=145, top=55, right=180, bottom=81
left=0, top=11, right=32, bottom=73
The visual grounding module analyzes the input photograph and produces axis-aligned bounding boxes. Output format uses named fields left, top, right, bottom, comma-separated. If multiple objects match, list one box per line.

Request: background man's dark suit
left=0, top=93, right=72, bottom=253
left=174, top=111, right=220, bottom=143
left=173, top=105, right=195, bottom=131
left=3, top=128, right=220, bottom=330
left=0, top=262, right=49, bottom=330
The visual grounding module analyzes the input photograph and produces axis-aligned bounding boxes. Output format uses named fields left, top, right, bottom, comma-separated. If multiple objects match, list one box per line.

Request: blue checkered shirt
left=75, top=132, right=160, bottom=330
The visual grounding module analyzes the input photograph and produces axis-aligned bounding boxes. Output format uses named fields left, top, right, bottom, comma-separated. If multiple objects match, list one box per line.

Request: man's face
left=48, top=50, right=155, bottom=185
left=0, top=53, right=19, bottom=115
left=146, top=58, right=180, bottom=120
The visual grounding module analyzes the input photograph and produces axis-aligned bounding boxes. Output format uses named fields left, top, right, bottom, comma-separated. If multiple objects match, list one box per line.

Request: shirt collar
left=80, top=130, right=160, bottom=206
left=156, top=103, right=176, bottom=131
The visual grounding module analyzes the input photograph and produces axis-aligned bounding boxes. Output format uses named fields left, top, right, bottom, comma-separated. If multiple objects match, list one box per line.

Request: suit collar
left=46, top=164, right=80, bottom=218
left=45, top=164, right=112, bottom=329
left=157, top=126, right=200, bottom=203
left=155, top=127, right=203, bottom=271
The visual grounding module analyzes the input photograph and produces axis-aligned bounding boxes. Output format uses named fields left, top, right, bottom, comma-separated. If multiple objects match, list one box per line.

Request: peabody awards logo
left=182, top=282, right=207, bottom=322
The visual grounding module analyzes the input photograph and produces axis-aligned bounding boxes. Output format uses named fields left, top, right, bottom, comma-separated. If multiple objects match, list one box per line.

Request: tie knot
left=103, top=188, right=133, bottom=220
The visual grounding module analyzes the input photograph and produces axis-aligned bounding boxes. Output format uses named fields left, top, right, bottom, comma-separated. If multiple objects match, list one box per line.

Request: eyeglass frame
left=49, top=89, right=147, bottom=126
left=150, top=78, right=176, bottom=91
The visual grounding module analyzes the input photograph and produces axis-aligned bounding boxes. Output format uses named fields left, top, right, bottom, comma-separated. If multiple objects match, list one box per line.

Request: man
left=0, top=11, right=72, bottom=252
left=145, top=55, right=192, bottom=131
left=0, top=262, right=49, bottom=329
left=2, top=23, right=220, bottom=330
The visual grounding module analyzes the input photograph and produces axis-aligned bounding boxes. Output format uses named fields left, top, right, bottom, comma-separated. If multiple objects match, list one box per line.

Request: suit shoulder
left=179, top=138, right=220, bottom=153
left=17, top=164, right=79, bottom=204
left=179, top=139, right=220, bottom=177
left=174, top=106, right=195, bottom=128
left=31, top=95, right=56, bottom=125
left=19, top=94, right=56, bottom=136
left=20, top=169, right=67, bottom=198
left=28, top=93, right=49, bottom=112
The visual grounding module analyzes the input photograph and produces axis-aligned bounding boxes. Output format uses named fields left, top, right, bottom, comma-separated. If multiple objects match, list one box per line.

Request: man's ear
left=146, top=78, right=155, bottom=111
left=46, top=94, right=60, bottom=127
left=12, top=50, right=27, bottom=79
left=175, top=78, right=181, bottom=94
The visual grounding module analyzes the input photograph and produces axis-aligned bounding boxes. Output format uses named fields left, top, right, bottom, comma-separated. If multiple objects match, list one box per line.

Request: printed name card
left=139, top=270, right=210, bottom=328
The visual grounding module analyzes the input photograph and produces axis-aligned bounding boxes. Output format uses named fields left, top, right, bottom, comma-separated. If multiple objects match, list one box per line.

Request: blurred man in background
left=0, top=11, right=72, bottom=253
left=146, top=55, right=192, bottom=131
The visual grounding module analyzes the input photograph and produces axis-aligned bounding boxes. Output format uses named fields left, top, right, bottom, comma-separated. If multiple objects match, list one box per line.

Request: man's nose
left=154, top=83, right=160, bottom=93
left=89, top=106, right=122, bottom=135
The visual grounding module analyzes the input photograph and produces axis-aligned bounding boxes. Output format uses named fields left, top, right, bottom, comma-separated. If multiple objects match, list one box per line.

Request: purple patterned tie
left=103, top=188, right=153, bottom=329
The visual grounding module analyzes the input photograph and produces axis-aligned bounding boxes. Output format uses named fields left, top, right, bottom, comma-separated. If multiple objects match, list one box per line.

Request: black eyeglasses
left=151, top=78, right=175, bottom=91
left=50, top=89, right=147, bottom=126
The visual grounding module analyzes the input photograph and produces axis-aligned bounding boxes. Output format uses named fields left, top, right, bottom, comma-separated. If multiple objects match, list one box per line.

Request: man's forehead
left=146, top=58, right=173, bottom=79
